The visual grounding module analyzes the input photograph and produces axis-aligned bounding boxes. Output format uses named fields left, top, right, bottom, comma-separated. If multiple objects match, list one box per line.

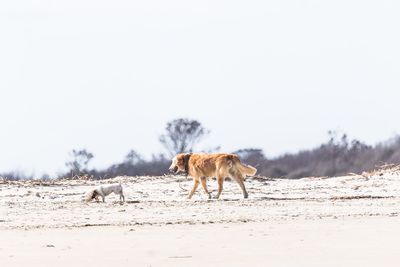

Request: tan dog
left=169, top=153, right=257, bottom=199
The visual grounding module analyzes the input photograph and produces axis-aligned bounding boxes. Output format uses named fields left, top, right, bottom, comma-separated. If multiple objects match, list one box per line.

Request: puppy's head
left=169, top=153, right=191, bottom=174
left=85, top=189, right=99, bottom=202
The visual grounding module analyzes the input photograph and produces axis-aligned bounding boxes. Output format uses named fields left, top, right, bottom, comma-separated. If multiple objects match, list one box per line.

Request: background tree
left=159, top=118, right=209, bottom=157
left=124, top=149, right=144, bottom=165
left=234, top=148, right=266, bottom=167
left=65, top=149, right=94, bottom=175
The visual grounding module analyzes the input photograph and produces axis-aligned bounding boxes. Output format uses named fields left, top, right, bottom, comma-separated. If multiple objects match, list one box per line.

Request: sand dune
left=1, top=169, right=400, bottom=229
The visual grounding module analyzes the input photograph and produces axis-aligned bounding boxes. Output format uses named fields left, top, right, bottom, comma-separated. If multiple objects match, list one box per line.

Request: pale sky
left=1, top=0, right=399, bottom=176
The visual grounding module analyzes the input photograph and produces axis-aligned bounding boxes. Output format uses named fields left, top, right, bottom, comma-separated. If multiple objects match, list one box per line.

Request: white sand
left=1, top=217, right=400, bottom=267
left=1, top=168, right=400, bottom=266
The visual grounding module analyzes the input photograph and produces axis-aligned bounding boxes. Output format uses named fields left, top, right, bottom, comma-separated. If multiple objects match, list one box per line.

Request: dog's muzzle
left=169, top=166, right=178, bottom=174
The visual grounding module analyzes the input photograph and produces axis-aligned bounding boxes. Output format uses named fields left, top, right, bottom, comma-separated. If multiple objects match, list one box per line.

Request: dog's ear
left=183, top=153, right=192, bottom=174
left=183, top=153, right=191, bottom=162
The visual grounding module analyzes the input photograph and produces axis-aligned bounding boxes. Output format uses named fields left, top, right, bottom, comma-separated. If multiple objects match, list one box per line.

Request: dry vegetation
left=2, top=118, right=400, bottom=180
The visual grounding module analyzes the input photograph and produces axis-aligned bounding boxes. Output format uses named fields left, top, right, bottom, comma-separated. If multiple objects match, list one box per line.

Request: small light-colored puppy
left=85, top=183, right=125, bottom=203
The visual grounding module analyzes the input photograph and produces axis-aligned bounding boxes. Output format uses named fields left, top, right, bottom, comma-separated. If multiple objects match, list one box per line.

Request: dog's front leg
left=200, top=177, right=212, bottom=199
left=188, top=178, right=200, bottom=199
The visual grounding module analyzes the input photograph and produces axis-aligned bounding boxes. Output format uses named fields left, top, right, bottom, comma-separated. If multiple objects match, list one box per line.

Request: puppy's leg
left=188, top=178, right=200, bottom=199
left=215, top=175, right=224, bottom=199
left=117, top=187, right=125, bottom=203
left=200, top=177, right=211, bottom=199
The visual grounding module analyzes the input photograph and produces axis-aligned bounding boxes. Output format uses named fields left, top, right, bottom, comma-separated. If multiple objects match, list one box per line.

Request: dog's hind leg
left=215, top=175, right=224, bottom=199
left=230, top=171, right=248, bottom=199
left=188, top=178, right=200, bottom=199
left=120, top=192, right=125, bottom=202
left=200, top=177, right=212, bottom=199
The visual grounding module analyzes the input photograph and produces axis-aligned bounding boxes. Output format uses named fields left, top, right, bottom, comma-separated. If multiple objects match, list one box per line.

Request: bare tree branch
left=159, top=118, right=209, bottom=157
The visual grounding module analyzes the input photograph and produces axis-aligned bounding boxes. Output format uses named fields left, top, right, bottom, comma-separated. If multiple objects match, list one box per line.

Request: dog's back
left=188, top=153, right=257, bottom=178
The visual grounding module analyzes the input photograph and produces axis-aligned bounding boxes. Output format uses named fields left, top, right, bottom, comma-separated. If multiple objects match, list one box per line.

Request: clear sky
left=1, top=0, right=399, bottom=176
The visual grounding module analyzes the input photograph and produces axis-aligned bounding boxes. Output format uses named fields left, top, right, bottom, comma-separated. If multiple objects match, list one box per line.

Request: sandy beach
left=0, top=217, right=400, bottom=266
left=1, top=167, right=400, bottom=266
left=2, top=217, right=400, bottom=267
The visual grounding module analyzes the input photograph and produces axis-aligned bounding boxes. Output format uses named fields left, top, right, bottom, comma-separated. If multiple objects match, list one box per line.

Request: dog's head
left=85, top=189, right=99, bottom=202
left=169, top=153, right=192, bottom=175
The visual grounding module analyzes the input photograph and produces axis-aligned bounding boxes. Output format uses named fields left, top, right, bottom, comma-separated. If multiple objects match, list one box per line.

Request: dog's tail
left=229, top=155, right=257, bottom=177
left=237, top=162, right=257, bottom=177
